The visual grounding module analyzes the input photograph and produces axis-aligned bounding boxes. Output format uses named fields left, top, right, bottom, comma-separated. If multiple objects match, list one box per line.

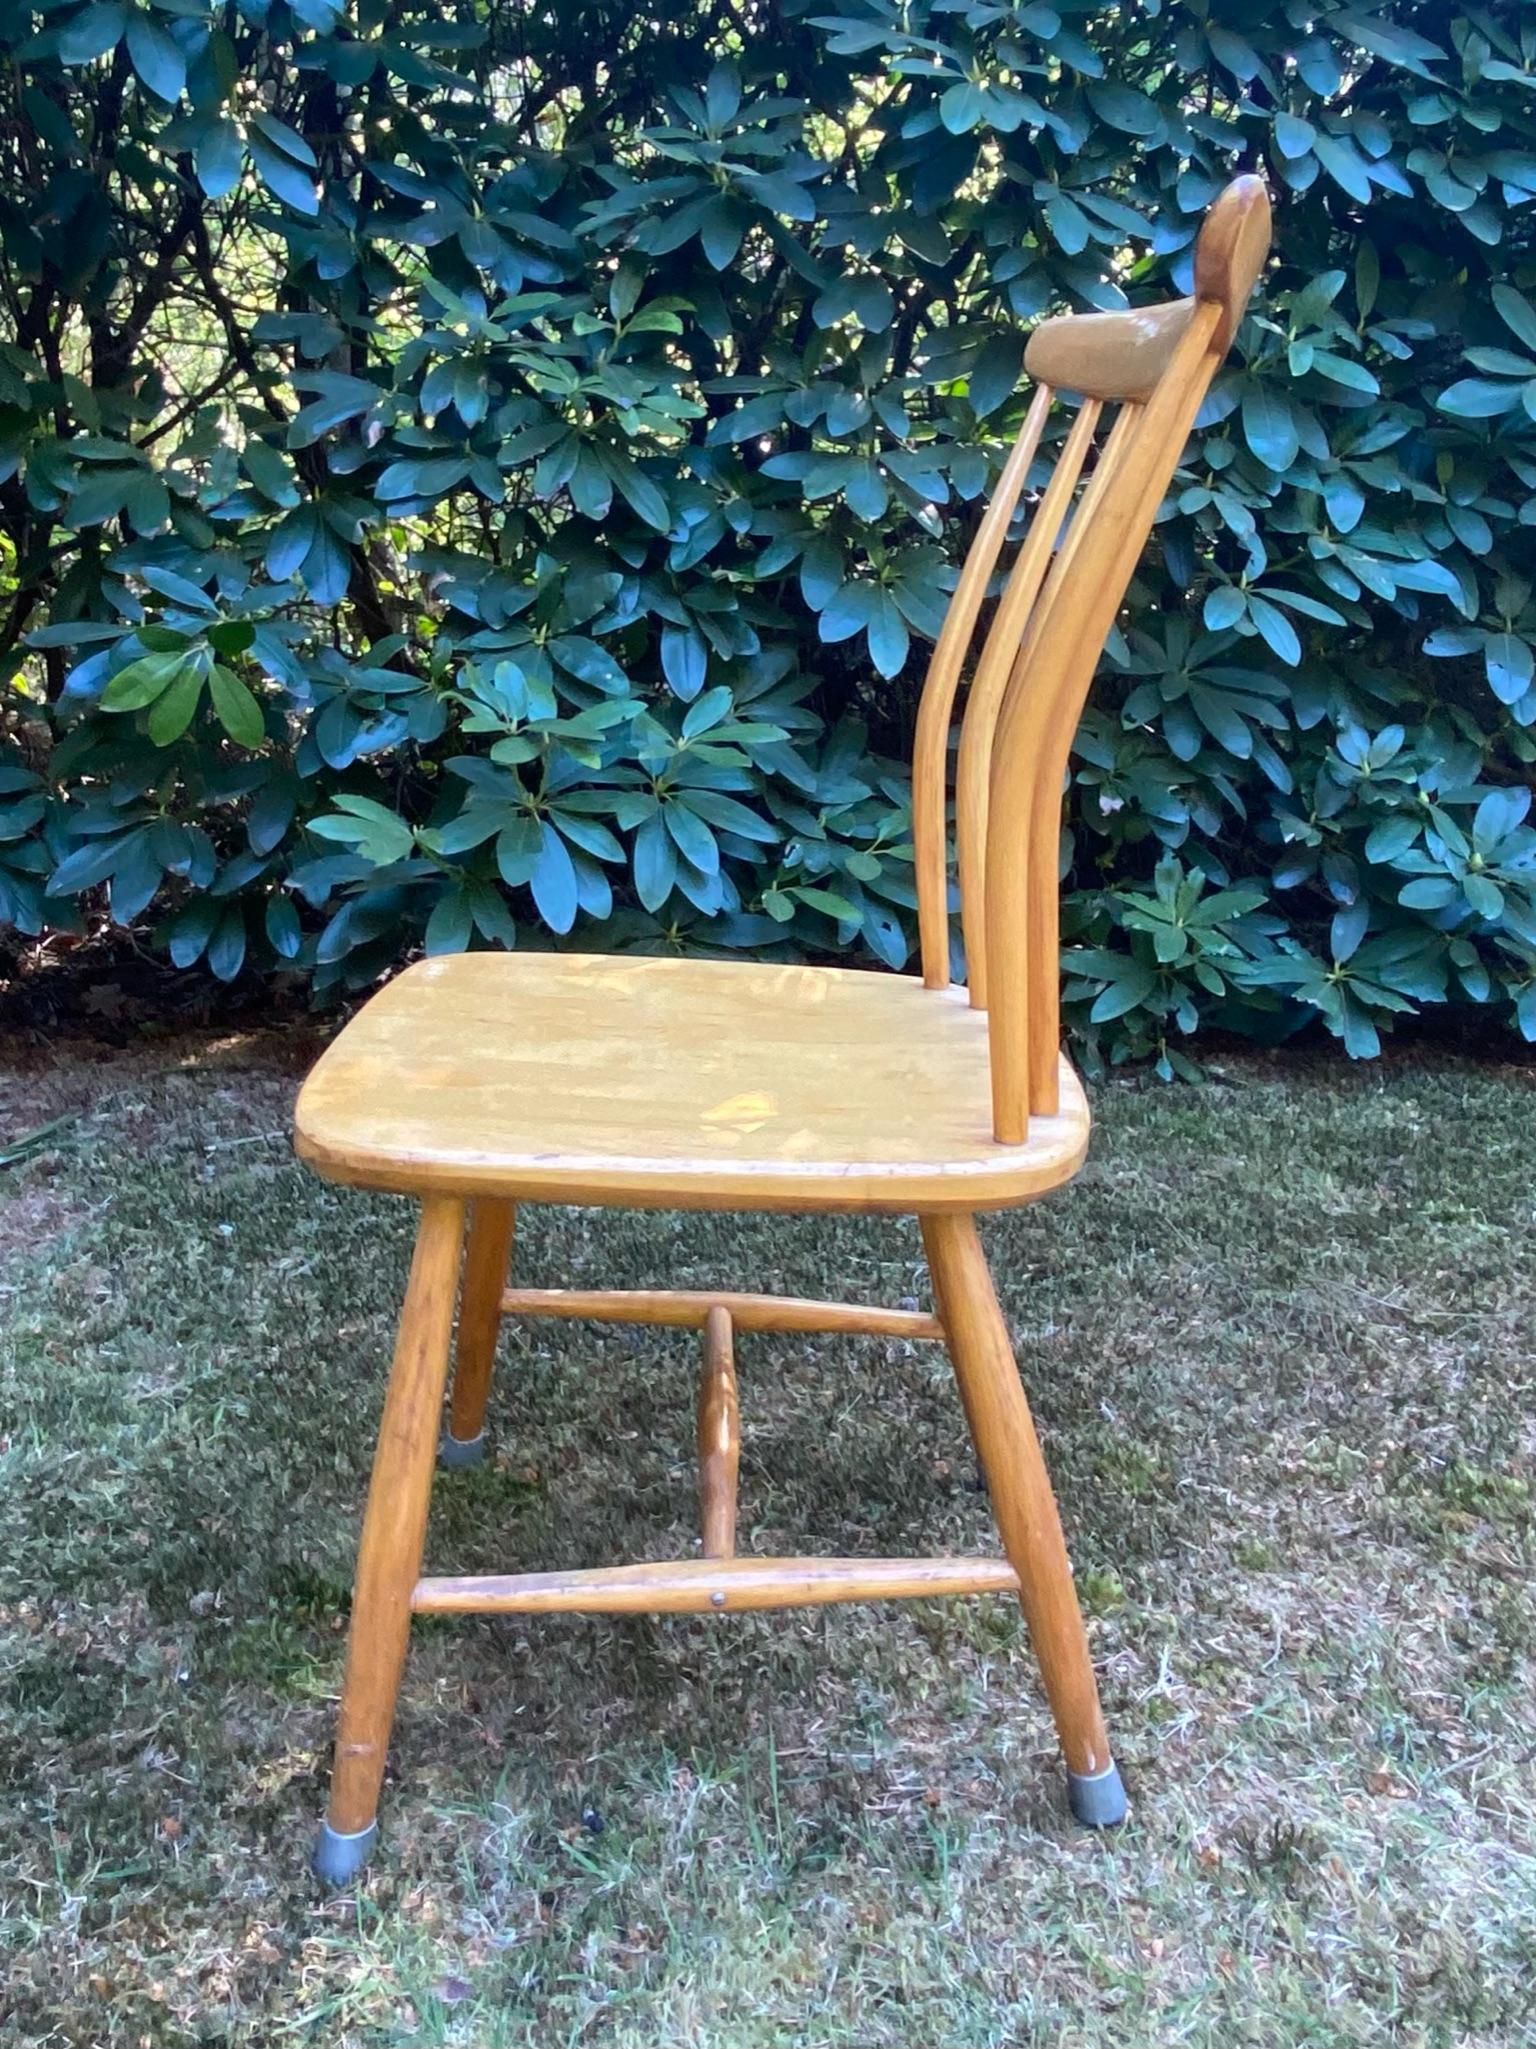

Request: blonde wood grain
left=922, top=1210, right=1112, bottom=1778
left=410, top=1554, right=1022, bottom=1614
left=954, top=397, right=1101, bottom=1010
left=912, top=384, right=1051, bottom=989
left=1025, top=295, right=1195, bottom=401
left=323, top=1195, right=464, bottom=1836
left=445, top=1198, right=514, bottom=1449
left=989, top=309, right=1224, bottom=1137
left=295, top=954, right=1089, bottom=1213
left=976, top=398, right=1145, bottom=1112
left=984, top=177, right=1271, bottom=1138
left=501, top=1286, right=943, bottom=1339
left=1195, top=174, right=1273, bottom=351
left=698, top=1306, right=739, bottom=1558
left=1023, top=177, right=1265, bottom=393
left=1011, top=400, right=1146, bottom=688
left=297, top=179, right=1275, bottom=1857
left=1029, top=369, right=1220, bottom=1119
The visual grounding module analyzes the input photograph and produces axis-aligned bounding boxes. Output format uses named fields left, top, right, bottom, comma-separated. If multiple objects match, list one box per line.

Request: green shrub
left=2, top=0, right=1534, bottom=1068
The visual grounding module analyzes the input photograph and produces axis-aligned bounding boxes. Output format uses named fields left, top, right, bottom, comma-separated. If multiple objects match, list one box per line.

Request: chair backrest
left=909, top=176, right=1272, bottom=1142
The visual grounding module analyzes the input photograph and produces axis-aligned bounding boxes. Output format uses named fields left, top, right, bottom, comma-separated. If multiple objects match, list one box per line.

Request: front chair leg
left=441, top=1198, right=516, bottom=1467
left=314, top=1194, right=465, bottom=1884
left=921, top=1211, right=1127, bottom=1827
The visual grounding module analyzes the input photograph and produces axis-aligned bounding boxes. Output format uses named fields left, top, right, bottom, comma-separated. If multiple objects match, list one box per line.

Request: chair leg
left=920, top=1211, right=1126, bottom=1827
left=441, top=1199, right=515, bottom=1467
left=314, top=1194, right=465, bottom=1883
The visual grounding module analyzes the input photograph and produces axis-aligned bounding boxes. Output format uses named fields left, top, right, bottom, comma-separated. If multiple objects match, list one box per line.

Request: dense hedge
left=2, top=0, right=1535, bottom=1067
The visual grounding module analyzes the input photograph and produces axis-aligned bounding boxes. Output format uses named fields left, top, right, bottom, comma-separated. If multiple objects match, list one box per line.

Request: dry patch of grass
left=1, top=1038, right=1533, bottom=2045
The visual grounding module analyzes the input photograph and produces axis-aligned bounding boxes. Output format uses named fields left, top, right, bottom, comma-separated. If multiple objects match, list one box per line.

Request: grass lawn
left=1, top=1031, right=1533, bottom=2046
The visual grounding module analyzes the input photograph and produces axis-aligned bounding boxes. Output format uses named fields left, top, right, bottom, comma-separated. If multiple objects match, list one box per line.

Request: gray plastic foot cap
left=439, top=1429, right=486, bottom=1469
left=1067, top=1762, right=1128, bottom=1828
left=312, top=1819, right=378, bottom=1885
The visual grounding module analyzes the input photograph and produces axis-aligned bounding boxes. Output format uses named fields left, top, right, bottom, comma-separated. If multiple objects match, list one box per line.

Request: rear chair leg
left=920, top=1211, right=1127, bottom=1828
left=441, top=1199, right=515, bottom=1467
left=313, top=1195, right=465, bottom=1884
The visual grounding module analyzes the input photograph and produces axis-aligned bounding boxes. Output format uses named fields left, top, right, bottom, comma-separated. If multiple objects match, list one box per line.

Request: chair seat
left=293, top=952, right=1090, bottom=1214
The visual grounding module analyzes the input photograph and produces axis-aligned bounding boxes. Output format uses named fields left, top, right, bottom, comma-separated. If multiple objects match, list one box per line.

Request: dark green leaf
left=1241, top=387, right=1300, bottom=471
left=1246, top=595, right=1302, bottom=666
left=1486, top=633, right=1534, bottom=705
left=661, top=626, right=708, bottom=700
left=1492, top=284, right=1536, bottom=354
left=866, top=590, right=909, bottom=679
left=265, top=892, right=302, bottom=958
left=146, top=663, right=206, bottom=745
left=632, top=811, right=676, bottom=911
left=248, top=109, right=318, bottom=167
left=207, top=907, right=246, bottom=982
left=126, top=15, right=185, bottom=99
left=664, top=800, right=719, bottom=874
left=58, top=3, right=128, bottom=64
left=209, top=666, right=266, bottom=748
left=195, top=118, right=244, bottom=199
left=1437, top=378, right=1525, bottom=418
left=249, top=137, right=319, bottom=216
left=101, top=650, right=186, bottom=711
left=967, top=334, right=1025, bottom=418
left=529, top=821, right=579, bottom=932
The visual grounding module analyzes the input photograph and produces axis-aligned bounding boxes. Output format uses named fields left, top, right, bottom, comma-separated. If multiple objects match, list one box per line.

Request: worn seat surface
left=295, top=952, right=1089, bottom=1214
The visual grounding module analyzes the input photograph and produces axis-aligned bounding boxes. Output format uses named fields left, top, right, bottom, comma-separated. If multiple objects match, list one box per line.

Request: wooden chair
left=295, top=177, right=1272, bottom=1883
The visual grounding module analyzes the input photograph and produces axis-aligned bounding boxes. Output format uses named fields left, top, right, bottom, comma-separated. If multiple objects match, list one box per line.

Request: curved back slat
left=900, top=174, right=1272, bottom=1144
left=912, top=385, right=1051, bottom=988
left=953, top=397, right=1101, bottom=1010
left=985, top=306, right=1223, bottom=1138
